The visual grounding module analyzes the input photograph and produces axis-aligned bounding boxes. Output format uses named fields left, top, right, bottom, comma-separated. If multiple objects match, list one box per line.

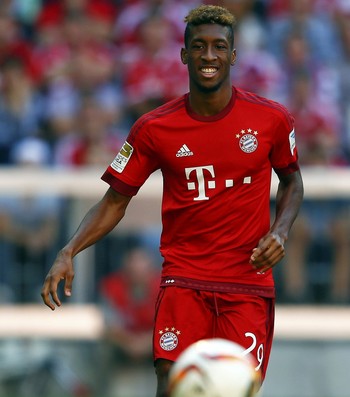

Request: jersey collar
left=185, top=86, right=236, bottom=122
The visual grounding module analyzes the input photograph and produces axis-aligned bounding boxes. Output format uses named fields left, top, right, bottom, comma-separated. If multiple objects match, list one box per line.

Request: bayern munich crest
left=159, top=327, right=181, bottom=351
left=236, top=128, right=258, bottom=153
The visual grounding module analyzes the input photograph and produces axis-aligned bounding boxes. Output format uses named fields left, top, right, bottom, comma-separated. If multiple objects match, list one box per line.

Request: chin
left=196, top=81, right=222, bottom=93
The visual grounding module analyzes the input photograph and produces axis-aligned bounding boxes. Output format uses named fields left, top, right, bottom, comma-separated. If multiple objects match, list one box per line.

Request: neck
left=187, top=85, right=233, bottom=117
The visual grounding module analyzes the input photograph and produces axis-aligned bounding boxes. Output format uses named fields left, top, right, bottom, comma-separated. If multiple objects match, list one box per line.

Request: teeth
left=201, top=68, right=217, bottom=73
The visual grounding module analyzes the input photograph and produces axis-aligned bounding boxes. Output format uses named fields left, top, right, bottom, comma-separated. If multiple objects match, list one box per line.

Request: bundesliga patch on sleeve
left=289, top=129, right=296, bottom=155
left=111, top=141, right=134, bottom=173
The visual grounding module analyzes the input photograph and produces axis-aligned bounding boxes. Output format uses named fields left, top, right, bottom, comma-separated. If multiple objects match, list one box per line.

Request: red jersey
left=102, top=87, right=299, bottom=295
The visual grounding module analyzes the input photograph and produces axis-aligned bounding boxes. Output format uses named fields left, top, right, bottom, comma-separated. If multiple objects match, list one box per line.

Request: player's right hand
left=41, top=250, right=75, bottom=310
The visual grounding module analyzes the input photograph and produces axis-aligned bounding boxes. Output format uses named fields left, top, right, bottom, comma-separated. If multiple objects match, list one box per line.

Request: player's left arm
left=250, top=169, right=304, bottom=272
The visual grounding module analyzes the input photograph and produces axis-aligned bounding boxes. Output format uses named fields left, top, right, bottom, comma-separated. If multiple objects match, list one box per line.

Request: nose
left=201, top=45, right=217, bottom=61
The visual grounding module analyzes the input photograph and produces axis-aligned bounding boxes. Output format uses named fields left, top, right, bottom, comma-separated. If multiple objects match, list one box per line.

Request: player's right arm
left=41, top=187, right=132, bottom=310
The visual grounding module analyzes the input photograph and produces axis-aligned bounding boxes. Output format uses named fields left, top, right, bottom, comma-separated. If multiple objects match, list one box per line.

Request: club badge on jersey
left=235, top=128, right=259, bottom=154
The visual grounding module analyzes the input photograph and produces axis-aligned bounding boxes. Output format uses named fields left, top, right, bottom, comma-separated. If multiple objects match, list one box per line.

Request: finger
left=41, top=292, right=55, bottom=311
left=50, top=285, right=62, bottom=307
left=251, top=247, right=275, bottom=268
left=256, top=249, right=285, bottom=273
left=250, top=245, right=270, bottom=264
left=249, top=248, right=259, bottom=264
left=41, top=280, right=58, bottom=311
left=64, top=272, right=74, bottom=297
left=45, top=275, right=62, bottom=308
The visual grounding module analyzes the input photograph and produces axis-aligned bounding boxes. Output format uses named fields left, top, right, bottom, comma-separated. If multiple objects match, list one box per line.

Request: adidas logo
left=176, top=144, right=193, bottom=157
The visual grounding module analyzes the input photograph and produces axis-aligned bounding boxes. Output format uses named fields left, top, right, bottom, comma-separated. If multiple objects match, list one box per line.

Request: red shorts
left=153, top=286, right=275, bottom=380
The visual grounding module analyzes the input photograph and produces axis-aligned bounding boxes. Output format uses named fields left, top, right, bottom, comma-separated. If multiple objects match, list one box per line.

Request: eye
left=216, top=44, right=228, bottom=50
left=192, top=44, right=204, bottom=50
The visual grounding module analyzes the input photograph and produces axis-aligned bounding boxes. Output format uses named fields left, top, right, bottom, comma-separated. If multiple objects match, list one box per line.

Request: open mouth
left=200, top=66, right=218, bottom=77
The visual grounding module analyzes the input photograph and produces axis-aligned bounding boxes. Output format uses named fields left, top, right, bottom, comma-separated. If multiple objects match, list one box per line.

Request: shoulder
left=234, top=87, right=294, bottom=130
left=128, top=96, right=186, bottom=143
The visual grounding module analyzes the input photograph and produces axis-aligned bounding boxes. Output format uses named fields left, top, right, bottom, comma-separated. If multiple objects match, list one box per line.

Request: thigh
left=215, top=293, right=275, bottom=380
left=153, top=287, right=215, bottom=363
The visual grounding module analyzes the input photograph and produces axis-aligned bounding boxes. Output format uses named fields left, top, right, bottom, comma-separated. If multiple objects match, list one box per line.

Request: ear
left=230, top=49, right=237, bottom=66
left=181, top=48, right=188, bottom=65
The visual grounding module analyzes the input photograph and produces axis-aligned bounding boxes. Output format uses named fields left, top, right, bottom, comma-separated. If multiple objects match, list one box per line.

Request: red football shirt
left=102, top=87, right=299, bottom=294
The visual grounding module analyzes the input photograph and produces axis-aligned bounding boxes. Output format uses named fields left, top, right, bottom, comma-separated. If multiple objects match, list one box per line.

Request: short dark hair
left=184, top=5, right=236, bottom=49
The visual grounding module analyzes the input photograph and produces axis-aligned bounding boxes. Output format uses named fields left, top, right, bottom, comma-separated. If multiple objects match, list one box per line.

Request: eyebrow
left=190, top=37, right=229, bottom=45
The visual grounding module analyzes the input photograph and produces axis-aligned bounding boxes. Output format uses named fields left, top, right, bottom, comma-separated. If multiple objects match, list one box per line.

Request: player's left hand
left=249, top=233, right=285, bottom=273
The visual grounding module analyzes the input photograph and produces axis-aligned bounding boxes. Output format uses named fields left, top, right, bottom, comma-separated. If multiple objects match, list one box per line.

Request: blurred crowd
left=0, top=0, right=349, bottom=167
left=0, top=0, right=350, bottom=306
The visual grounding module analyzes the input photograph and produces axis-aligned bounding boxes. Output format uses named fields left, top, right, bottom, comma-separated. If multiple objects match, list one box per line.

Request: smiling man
left=181, top=8, right=236, bottom=98
left=41, top=5, right=304, bottom=397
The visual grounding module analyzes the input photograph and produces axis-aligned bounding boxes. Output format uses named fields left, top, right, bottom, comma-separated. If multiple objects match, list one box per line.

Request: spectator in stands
left=218, top=0, right=285, bottom=101
left=120, top=13, right=189, bottom=122
left=97, top=247, right=160, bottom=397
left=267, top=0, right=342, bottom=65
left=336, top=11, right=350, bottom=160
left=34, top=1, right=122, bottom=142
left=282, top=195, right=350, bottom=304
left=329, top=205, right=350, bottom=303
left=33, top=9, right=89, bottom=140
left=54, top=94, right=124, bottom=167
left=287, top=70, right=344, bottom=166
left=0, top=56, right=44, bottom=164
left=279, top=62, right=349, bottom=303
left=327, top=6, right=350, bottom=303
left=0, top=137, right=62, bottom=302
left=113, top=0, right=197, bottom=45
left=282, top=29, right=341, bottom=109
left=0, top=5, right=39, bottom=82
left=34, top=0, right=116, bottom=36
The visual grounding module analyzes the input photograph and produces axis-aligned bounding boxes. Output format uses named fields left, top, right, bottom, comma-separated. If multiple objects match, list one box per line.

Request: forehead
left=188, top=23, right=231, bottom=43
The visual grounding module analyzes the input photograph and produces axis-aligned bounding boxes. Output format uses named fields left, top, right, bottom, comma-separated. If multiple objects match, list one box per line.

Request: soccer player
left=41, top=5, right=304, bottom=397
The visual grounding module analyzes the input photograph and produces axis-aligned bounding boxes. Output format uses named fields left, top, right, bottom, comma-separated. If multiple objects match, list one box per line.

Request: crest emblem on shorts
left=159, top=327, right=181, bottom=351
left=236, top=128, right=258, bottom=153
